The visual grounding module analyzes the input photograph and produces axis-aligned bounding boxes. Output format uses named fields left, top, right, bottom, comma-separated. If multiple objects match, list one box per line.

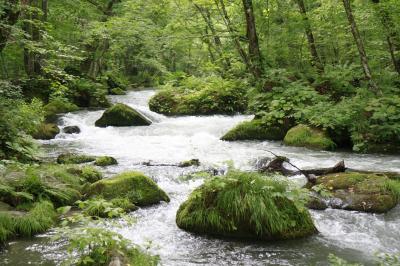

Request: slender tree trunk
left=215, top=0, right=251, bottom=71
left=81, top=0, right=120, bottom=78
left=371, top=0, right=400, bottom=75
left=193, top=3, right=230, bottom=68
left=242, top=0, right=263, bottom=78
left=23, top=0, right=42, bottom=76
left=342, top=0, right=378, bottom=92
left=0, top=0, right=21, bottom=53
left=294, top=0, right=324, bottom=72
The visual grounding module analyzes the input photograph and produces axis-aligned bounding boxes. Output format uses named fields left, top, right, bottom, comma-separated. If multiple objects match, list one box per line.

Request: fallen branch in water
left=259, top=150, right=346, bottom=184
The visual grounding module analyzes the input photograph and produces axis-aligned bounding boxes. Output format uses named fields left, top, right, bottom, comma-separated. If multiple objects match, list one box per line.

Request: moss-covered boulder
left=86, top=171, right=170, bottom=206
left=94, top=156, right=118, bottom=167
left=307, top=172, right=400, bottom=213
left=95, top=103, right=152, bottom=127
left=284, top=124, right=336, bottom=150
left=32, top=123, right=60, bottom=140
left=149, top=77, right=247, bottom=116
left=176, top=171, right=317, bottom=240
left=44, top=98, right=79, bottom=122
left=57, top=153, right=96, bottom=164
left=221, top=120, right=287, bottom=141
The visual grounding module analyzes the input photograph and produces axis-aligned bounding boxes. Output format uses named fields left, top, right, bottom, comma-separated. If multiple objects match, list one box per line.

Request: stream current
left=1, top=90, right=399, bottom=265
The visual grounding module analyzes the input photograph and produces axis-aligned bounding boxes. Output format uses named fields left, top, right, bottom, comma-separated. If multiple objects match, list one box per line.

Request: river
left=1, top=90, right=399, bottom=265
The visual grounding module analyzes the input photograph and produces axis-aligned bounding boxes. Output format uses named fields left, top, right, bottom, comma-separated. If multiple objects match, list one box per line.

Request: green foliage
left=32, top=123, right=60, bottom=140
left=59, top=226, right=159, bottom=266
left=0, top=81, right=44, bottom=161
left=328, top=254, right=362, bottom=266
left=149, top=76, right=248, bottom=116
left=176, top=170, right=316, bottom=240
left=76, top=198, right=126, bottom=218
left=80, top=166, right=103, bottom=183
left=43, top=98, right=79, bottom=122
left=69, top=78, right=110, bottom=108
left=0, top=213, right=14, bottom=243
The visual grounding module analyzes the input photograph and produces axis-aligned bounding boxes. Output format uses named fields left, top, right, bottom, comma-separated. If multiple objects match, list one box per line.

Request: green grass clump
left=283, top=124, right=336, bottom=150
left=176, top=170, right=317, bottom=240
left=14, top=201, right=56, bottom=237
left=32, top=123, right=60, bottom=140
left=0, top=213, right=14, bottom=242
left=94, top=156, right=118, bottom=167
left=87, top=171, right=170, bottom=206
left=221, top=119, right=286, bottom=141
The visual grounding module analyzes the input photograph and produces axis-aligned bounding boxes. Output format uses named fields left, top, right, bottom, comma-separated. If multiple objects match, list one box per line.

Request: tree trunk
left=23, top=0, right=42, bottom=76
left=193, top=4, right=230, bottom=68
left=342, top=0, right=378, bottom=92
left=371, top=0, right=400, bottom=75
left=242, top=0, right=263, bottom=78
left=0, top=0, right=21, bottom=53
left=215, top=0, right=251, bottom=71
left=294, top=0, right=324, bottom=72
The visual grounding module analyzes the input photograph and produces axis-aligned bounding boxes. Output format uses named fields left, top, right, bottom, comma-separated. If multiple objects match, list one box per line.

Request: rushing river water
left=1, top=90, right=400, bottom=265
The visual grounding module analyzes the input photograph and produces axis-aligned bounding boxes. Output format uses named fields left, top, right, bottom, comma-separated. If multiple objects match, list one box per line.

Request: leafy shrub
left=149, top=76, right=248, bottom=115
left=77, top=198, right=126, bottom=218
left=69, top=78, right=110, bottom=108
left=0, top=81, right=44, bottom=161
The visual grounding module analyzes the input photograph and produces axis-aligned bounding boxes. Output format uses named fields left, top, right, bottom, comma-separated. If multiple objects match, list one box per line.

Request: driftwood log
left=259, top=156, right=346, bottom=184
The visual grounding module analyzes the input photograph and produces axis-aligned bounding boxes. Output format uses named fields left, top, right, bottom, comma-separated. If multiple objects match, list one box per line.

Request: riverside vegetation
left=1, top=0, right=400, bottom=265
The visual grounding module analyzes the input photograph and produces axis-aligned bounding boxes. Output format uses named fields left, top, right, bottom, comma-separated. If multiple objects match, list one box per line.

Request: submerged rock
left=86, top=171, right=170, bottom=206
left=32, top=123, right=60, bottom=140
left=95, top=103, right=152, bottom=127
left=57, top=153, right=96, bottom=164
left=307, top=172, right=400, bottom=213
left=221, top=120, right=287, bottom=141
left=179, top=159, right=200, bottom=167
left=94, top=156, right=118, bottom=166
left=283, top=124, right=336, bottom=150
left=176, top=171, right=317, bottom=240
left=63, top=126, right=81, bottom=134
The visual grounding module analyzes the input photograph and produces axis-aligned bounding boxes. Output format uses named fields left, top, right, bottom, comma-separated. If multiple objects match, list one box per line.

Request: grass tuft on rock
left=221, top=120, right=287, bottom=141
left=283, top=124, right=336, bottom=150
left=176, top=170, right=317, bottom=240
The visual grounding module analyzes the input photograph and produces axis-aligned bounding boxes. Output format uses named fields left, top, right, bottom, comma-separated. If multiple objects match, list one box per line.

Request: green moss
left=283, top=124, right=336, bottom=150
left=32, top=123, right=60, bottom=140
left=311, top=172, right=400, bottom=213
left=94, top=156, right=118, bottom=167
left=80, top=166, right=103, bottom=183
left=110, top=197, right=137, bottom=212
left=87, top=171, right=170, bottom=206
left=95, top=103, right=152, bottom=127
left=44, top=98, right=79, bottom=122
left=110, top=87, right=127, bottom=95
left=176, top=171, right=317, bottom=240
left=57, top=153, right=97, bottom=164
left=221, top=120, right=286, bottom=141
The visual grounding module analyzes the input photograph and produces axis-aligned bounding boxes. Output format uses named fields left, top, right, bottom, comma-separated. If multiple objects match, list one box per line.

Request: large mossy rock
left=44, top=98, right=79, bottom=122
left=32, top=123, right=60, bottom=140
left=86, top=171, right=170, bottom=206
left=221, top=120, right=287, bottom=141
left=307, top=172, right=400, bottom=213
left=94, top=156, right=118, bottom=166
left=95, top=103, right=152, bottom=127
left=176, top=171, right=317, bottom=240
left=283, top=124, right=336, bottom=150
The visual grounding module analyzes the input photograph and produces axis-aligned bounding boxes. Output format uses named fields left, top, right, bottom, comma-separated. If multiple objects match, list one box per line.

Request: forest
left=0, top=0, right=400, bottom=265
